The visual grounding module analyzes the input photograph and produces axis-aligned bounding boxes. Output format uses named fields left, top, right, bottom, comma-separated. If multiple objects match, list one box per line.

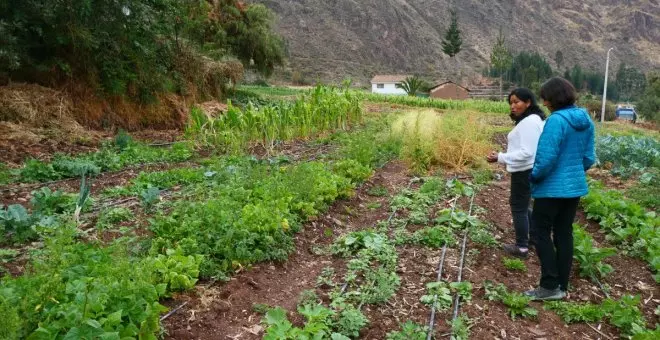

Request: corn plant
left=361, top=93, right=509, bottom=114
left=187, top=86, right=364, bottom=153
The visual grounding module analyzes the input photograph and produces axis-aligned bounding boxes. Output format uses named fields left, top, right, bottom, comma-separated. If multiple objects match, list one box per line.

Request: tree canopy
left=0, top=0, right=285, bottom=100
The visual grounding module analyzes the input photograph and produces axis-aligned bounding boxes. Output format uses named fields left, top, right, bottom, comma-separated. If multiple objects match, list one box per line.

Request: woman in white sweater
left=487, top=88, right=545, bottom=259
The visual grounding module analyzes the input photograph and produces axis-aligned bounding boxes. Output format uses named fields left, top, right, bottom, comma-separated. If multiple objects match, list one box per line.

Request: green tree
left=555, top=50, right=564, bottom=70
left=396, top=76, right=429, bottom=96
left=490, top=28, right=512, bottom=99
left=570, top=65, right=585, bottom=90
left=507, top=52, right=553, bottom=88
left=637, top=71, right=660, bottom=122
left=0, top=0, right=285, bottom=99
left=223, top=4, right=285, bottom=77
left=441, top=9, right=462, bottom=58
left=615, top=63, right=646, bottom=102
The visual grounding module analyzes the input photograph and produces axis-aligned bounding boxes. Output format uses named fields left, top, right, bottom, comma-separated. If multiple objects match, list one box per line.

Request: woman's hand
left=486, top=151, right=499, bottom=163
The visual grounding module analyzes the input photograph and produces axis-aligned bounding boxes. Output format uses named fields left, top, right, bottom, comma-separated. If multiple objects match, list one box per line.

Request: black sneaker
left=503, top=244, right=529, bottom=259
left=524, top=287, right=566, bottom=301
left=528, top=238, right=537, bottom=249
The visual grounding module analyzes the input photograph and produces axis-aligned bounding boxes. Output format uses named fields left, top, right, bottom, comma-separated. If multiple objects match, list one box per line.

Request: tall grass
left=186, top=86, right=363, bottom=153
left=362, top=93, right=509, bottom=114
left=393, top=110, right=492, bottom=172
left=238, top=85, right=307, bottom=98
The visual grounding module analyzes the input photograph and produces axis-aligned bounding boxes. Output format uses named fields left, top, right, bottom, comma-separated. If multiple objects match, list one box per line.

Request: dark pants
left=532, top=197, right=580, bottom=291
left=510, top=170, right=534, bottom=248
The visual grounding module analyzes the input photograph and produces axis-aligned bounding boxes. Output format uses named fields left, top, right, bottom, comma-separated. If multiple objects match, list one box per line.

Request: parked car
left=615, top=105, right=637, bottom=123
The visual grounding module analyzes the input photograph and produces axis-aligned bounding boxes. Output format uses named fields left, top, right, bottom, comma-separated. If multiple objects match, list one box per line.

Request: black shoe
left=503, top=244, right=529, bottom=259
left=524, top=286, right=566, bottom=301
left=528, top=238, right=537, bottom=250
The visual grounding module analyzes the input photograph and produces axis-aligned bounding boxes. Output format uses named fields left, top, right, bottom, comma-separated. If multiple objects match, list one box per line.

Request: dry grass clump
left=392, top=109, right=492, bottom=173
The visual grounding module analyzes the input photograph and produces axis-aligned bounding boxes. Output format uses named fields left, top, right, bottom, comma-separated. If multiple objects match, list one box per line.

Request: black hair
left=508, top=87, right=546, bottom=124
left=539, top=77, right=577, bottom=112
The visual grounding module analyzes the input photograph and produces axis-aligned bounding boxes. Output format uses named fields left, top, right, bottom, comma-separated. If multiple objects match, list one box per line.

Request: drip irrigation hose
left=425, top=194, right=460, bottom=340
left=452, top=191, right=476, bottom=320
left=426, top=245, right=448, bottom=340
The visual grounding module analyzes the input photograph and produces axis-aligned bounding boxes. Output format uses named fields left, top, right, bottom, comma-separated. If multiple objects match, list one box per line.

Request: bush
left=637, top=71, right=660, bottom=123
left=0, top=1, right=284, bottom=100
left=578, top=97, right=616, bottom=121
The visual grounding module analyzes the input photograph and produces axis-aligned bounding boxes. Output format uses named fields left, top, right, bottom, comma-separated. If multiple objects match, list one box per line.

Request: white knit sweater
left=497, top=115, right=545, bottom=173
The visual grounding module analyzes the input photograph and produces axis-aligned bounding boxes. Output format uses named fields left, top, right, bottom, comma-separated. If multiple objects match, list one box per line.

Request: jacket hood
left=553, top=106, right=592, bottom=131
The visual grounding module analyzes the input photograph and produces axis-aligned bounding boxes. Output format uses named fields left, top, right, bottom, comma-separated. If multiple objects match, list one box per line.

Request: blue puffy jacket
left=530, top=105, right=596, bottom=198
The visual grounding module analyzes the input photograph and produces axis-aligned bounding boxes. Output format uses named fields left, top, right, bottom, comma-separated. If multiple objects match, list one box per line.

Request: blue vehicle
left=615, top=105, right=637, bottom=123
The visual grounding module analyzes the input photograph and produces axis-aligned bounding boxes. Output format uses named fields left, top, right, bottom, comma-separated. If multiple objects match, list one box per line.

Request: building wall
left=430, top=83, right=469, bottom=100
left=371, top=82, right=407, bottom=95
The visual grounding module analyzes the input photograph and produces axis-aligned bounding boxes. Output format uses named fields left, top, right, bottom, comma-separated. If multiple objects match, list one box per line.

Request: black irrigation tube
left=452, top=192, right=476, bottom=320
left=426, top=244, right=448, bottom=340
left=426, top=195, right=460, bottom=340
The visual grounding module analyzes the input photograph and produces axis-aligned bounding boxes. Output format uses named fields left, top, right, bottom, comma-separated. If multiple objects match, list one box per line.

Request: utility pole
left=601, top=48, right=614, bottom=122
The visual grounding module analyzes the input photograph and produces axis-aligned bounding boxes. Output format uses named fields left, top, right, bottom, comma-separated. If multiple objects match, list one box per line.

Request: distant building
left=429, top=81, right=470, bottom=100
left=370, top=75, right=410, bottom=95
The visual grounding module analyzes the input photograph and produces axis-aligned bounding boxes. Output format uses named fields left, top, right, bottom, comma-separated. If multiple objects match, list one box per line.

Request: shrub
left=578, top=98, right=616, bottom=121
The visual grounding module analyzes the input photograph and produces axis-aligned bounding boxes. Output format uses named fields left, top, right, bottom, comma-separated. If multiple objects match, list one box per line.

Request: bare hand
left=486, top=151, right=498, bottom=163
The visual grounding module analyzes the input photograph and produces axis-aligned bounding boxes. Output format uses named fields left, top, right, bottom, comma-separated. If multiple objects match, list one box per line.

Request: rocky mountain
left=253, top=0, right=660, bottom=86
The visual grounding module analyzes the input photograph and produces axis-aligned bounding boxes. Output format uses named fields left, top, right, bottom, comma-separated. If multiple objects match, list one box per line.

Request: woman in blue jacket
left=525, top=77, right=596, bottom=300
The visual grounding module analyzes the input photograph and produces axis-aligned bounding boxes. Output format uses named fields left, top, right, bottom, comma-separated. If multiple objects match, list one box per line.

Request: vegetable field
left=0, top=86, right=658, bottom=340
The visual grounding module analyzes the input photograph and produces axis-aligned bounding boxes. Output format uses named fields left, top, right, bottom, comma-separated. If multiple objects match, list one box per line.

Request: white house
left=370, top=75, right=410, bottom=95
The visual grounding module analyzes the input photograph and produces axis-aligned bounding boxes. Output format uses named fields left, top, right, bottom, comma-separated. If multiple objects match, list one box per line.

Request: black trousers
left=510, top=170, right=534, bottom=248
left=532, top=197, right=580, bottom=291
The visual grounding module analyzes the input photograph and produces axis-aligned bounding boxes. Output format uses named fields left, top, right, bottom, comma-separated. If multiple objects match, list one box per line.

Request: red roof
left=430, top=81, right=470, bottom=92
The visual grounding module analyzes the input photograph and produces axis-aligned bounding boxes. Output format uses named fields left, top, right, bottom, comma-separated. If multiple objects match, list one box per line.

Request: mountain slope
left=254, top=0, right=660, bottom=85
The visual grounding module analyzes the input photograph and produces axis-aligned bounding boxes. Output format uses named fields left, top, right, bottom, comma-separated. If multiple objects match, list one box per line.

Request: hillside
left=254, top=0, right=660, bottom=85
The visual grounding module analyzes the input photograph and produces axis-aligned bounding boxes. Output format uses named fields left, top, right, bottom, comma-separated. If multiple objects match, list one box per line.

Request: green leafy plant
left=19, top=159, right=61, bottom=183
left=450, top=282, right=473, bottom=302
left=96, top=207, right=134, bottom=230
left=546, top=296, right=655, bottom=336
left=30, top=188, right=79, bottom=215
left=367, top=185, right=388, bottom=197
left=596, top=135, right=659, bottom=178
left=502, top=257, right=527, bottom=272
left=603, top=295, right=647, bottom=336
left=0, top=162, right=13, bottom=185
left=386, top=320, right=428, bottom=340
left=0, top=204, right=37, bottom=244
left=408, top=226, right=457, bottom=248
left=332, top=159, right=374, bottom=185
left=582, top=182, right=659, bottom=282
left=317, top=267, right=336, bottom=287
left=484, top=281, right=537, bottom=320
left=449, top=314, right=473, bottom=340
left=0, top=249, right=19, bottom=263
left=544, top=301, right=606, bottom=324
left=0, top=224, right=200, bottom=339
left=140, top=187, right=161, bottom=211
left=420, top=281, right=453, bottom=310
left=335, top=304, right=369, bottom=338
left=262, top=305, right=338, bottom=339
left=298, top=290, right=320, bottom=307
left=113, top=129, right=133, bottom=151
left=366, top=202, right=382, bottom=210
left=573, top=224, right=615, bottom=280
